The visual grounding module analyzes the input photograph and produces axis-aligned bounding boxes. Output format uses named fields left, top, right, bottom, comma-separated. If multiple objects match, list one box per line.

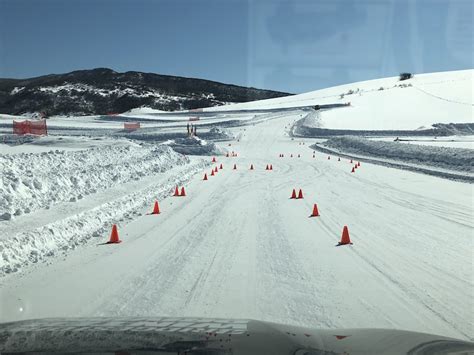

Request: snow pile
left=167, top=136, right=221, bottom=155
left=0, top=143, right=188, bottom=220
left=322, top=136, right=474, bottom=173
left=0, top=159, right=207, bottom=276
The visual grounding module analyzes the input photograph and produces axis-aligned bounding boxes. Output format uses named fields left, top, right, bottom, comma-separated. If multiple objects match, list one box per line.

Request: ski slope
left=1, top=112, right=472, bottom=341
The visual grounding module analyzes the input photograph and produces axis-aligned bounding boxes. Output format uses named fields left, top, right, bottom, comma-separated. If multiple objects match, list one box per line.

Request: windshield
left=0, top=0, right=472, bottom=350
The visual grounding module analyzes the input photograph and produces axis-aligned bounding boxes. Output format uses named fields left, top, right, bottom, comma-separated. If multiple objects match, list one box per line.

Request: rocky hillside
left=0, top=68, right=292, bottom=116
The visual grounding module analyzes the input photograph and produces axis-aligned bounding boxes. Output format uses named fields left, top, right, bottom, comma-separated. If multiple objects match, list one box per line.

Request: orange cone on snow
left=350, top=159, right=353, bottom=163
left=337, top=226, right=353, bottom=246
left=214, top=166, right=218, bottom=173
left=250, top=164, right=254, bottom=170
left=265, top=164, right=269, bottom=170
left=212, top=157, right=216, bottom=162
left=310, top=204, right=320, bottom=217
left=351, top=167, right=355, bottom=173
left=173, top=186, right=180, bottom=196
left=328, top=156, right=330, bottom=160
left=106, top=224, right=121, bottom=244
left=269, top=164, right=273, bottom=170
left=313, top=154, right=315, bottom=158
left=219, top=163, right=223, bottom=169
left=226, top=153, right=229, bottom=157
left=338, top=157, right=341, bottom=161
left=354, top=164, right=358, bottom=169
left=180, top=186, right=186, bottom=196
left=290, top=189, right=297, bottom=199
left=151, top=201, right=160, bottom=214
left=203, top=173, right=208, bottom=180
left=211, top=170, right=215, bottom=176
left=358, top=162, right=361, bottom=167
left=233, top=164, right=237, bottom=170
left=297, top=189, right=304, bottom=199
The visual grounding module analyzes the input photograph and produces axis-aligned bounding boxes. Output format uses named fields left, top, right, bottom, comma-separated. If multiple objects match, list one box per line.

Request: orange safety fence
left=124, top=122, right=140, bottom=130
left=13, top=120, right=48, bottom=135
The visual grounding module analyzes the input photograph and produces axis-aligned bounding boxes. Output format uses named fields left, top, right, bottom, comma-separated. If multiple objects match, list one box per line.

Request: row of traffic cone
left=290, top=188, right=304, bottom=199
left=290, top=190, right=353, bottom=246
left=226, top=152, right=238, bottom=157
left=265, top=164, right=273, bottom=170
left=173, top=186, right=186, bottom=196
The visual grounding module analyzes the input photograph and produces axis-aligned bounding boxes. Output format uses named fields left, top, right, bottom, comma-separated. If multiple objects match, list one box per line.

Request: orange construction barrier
left=337, top=226, right=353, bottom=246
left=310, top=204, right=320, bottom=217
left=106, top=224, right=122, bottom=244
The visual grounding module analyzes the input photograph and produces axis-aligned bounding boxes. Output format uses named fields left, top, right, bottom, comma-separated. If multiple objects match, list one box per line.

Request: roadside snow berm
left=310, top=204, right=320, bottom=217
left=173, top=186, right=180, bottom=196
left=106, top=224, right=121, bottom=244
left=337, top=226, right=353, bottom=246
left=151, top=201, right=160, bottom=215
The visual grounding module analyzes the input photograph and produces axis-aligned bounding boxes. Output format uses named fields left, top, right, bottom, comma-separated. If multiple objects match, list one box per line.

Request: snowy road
left=1, top=113, right=472, bottom=341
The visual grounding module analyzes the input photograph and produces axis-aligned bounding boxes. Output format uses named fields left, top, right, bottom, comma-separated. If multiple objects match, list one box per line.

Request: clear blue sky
left=0, top=0, right=472, bottom=93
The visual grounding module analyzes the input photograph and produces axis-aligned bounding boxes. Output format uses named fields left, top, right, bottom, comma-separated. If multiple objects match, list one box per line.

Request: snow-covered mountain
left=0, top=68, right=291, bottom=116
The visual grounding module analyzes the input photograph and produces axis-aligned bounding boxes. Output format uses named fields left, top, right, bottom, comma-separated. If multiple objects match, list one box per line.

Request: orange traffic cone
left=297, top=189, right=304, bottom=199
left=180, top=186, right=186, bottom=196
left=310, top=204, right=319, bottom=217
left=211, top=170, right=215, bottom=176
left=219, top=163, right=223, bottom=169
left=338, top=157, right=341, bottom=161
left=106, top=224, right=121, bottom=244
left=328, top=156, right=330, bottom=160
left=358, top=162, right=361, bottom=167
left=350, top=159, right=353, bottom=163
left=265, top=164, right=269, bottom=170
left=203, top=173, right=208, bottom=180
left=354, top=164, right=358, bottom=169
left=269, top=164, right=273, bottom=170
left=233, top=164, right=237, bottom=170
left=351, top=167, right=355, bottom=173
left=250, top=164, right=254, bottom=170
left=337, top=226, right=353, bottom=245
left=173, top=186, right=180, bottom=196
left=313, top=154, right=315, bottom=158
left=290, top=189, right=297, bottom=199
left=226, top=153, right=229, bottom=157
left=212, top=157, right=216, bottom=162
left=151, top=201, right=160, bottom=214
left=214, top=166, right=218, bottom=173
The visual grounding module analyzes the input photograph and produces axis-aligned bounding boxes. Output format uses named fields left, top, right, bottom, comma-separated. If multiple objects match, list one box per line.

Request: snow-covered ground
left=368, top=136, right=474, bottom=150
left=0, top=70, right=472, bottom=342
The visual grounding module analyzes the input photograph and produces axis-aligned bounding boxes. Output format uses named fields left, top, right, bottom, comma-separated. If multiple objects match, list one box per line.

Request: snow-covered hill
left=203, top=70, right=473, bottom=132
left=0, top=68, right=291, bottom=116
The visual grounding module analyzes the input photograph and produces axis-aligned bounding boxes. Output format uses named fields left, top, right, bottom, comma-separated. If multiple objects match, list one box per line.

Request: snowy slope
left=204, top=70, right=473, bottom=131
